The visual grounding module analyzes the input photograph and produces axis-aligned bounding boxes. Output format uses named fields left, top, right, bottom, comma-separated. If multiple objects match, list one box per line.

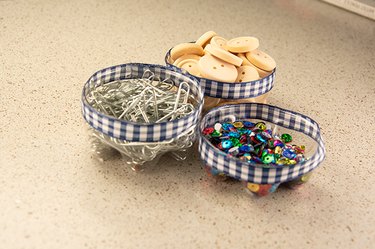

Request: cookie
left=238, top=53, right=270, bottom=78
left=198, top=53, right=238, bottom=82
left=173, top=54, right=201, bottom=66
left=226, top=37, right=259, bottom=53
left=204, top=44, right=243, bottom=67
left=196, top=31, right=217, bottom=47
left=170, top=43, right=204, bottom=61
left=235, top=66, right=259, bottom=82
left=250, top=63, right=271, bottom=78
left=210, top=36, right=228, bottom=50
left=178, top=59, right=200, bottom=76
left=246, top=49, right=276, bottom=71
left=237, top=53, right=252, bottom=66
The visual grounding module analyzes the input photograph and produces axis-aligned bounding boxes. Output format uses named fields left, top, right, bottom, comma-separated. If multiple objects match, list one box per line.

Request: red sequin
left=202, top=127, right=214, bottom=135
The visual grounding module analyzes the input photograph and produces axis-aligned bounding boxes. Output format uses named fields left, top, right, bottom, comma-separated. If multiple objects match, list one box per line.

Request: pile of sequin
left=202, top=121, right=307, bottom=166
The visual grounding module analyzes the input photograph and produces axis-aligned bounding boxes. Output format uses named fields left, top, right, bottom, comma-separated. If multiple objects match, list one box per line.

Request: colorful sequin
left=203, top=121, right=307, bottom=166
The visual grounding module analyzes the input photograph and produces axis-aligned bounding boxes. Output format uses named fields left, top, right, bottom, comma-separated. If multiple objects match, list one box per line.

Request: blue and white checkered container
left=198, top=103, right=326, bottom=196
left=164, top=47, right=276, bottom=111
left=81, top=63, right=204, bottom=170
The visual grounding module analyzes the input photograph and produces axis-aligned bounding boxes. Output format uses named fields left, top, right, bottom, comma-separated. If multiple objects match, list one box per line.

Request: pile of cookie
left=169, top=31, right=276, bottom=83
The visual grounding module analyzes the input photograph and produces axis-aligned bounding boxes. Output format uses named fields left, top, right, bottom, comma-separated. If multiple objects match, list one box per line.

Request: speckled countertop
left=1, top=0, right=374, bottom=248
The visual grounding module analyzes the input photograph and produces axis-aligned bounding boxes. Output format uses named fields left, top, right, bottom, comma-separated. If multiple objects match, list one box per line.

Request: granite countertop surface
left=1, top=0, right=374, bottom=248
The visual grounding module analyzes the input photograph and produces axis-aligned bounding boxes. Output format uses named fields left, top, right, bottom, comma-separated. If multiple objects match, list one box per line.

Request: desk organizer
left=198, top=103, right=326, bottom=196
left=79, top=36, right=326, bottom=197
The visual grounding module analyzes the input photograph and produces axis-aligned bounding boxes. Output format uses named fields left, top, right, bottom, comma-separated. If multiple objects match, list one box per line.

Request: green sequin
left=281, top=133, right=292, bottom=143
left=267, top=139, right=275, bottom=149
left=237, top=128, right=247, bottom=135
left=211, top=130, right=222, bottom=137
left=261, top=152, right=275, bottom=164
left=230, top=138, right=241, bottom=147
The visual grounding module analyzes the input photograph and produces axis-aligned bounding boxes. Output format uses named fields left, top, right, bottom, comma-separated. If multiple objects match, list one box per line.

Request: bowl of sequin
left=199, top=103, right=326, bottom=196
left=81, top=63, right=204, bottom=170
left=165, top=31, right=276, bottom=113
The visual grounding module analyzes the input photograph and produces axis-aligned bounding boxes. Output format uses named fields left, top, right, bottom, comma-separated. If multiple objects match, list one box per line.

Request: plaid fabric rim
left=81, top=63, right=204, bottom=142
left=165, top=48, right=276, bottom=99
left=198, top=103, right=326, bottom=184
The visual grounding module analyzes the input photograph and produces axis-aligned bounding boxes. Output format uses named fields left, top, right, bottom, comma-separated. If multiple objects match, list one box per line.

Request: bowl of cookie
left=165, top=31, right=276, bottom=112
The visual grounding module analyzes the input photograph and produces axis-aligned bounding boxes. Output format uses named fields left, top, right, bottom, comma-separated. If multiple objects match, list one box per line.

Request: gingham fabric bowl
left=81, top=63, right=204, bottom=142
left=165, top=48, right=276, bottom=99
left=199, top=103, right=326, bottom=185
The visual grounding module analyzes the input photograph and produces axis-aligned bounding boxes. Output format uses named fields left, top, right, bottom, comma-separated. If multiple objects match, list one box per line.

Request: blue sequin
left=240, top=128, right=252, bottom=135
left=256, top=133, right=268, bottom=143
left=222, top=123, right=234, bottom=131
left=239, top=145, right=254, bottom=153
left=282, top=149, right=297, bottom=159
left=222, top=140, right=233, bottom=149
left=228, top=132, right=240, bottom=138
left=243, top=121, right=255, bottom=128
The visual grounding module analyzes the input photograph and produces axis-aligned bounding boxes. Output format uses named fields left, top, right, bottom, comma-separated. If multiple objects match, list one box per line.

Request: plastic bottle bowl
left=198, top=103, right=326, bottom=196
left=81, top=63, right=204, bottom=170
left=164, top=47, right=276, bottom=112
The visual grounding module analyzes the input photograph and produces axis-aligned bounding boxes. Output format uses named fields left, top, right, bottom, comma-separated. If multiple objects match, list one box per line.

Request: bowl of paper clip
left=81, top=63, right=204, bottom=170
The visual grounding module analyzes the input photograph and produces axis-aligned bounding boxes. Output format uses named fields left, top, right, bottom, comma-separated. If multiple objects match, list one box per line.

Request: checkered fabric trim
left=81, top=63, right=204, bottom=142
left=198, top=103, right=326, bottom=184
left=165, top=49, right=276, bottom=99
